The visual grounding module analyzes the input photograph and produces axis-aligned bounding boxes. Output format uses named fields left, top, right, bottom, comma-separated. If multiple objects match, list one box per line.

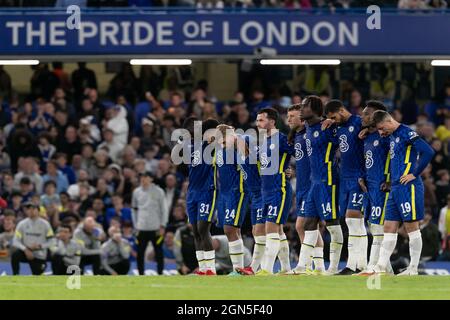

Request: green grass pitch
left=0, top=276, right=450, bottom=300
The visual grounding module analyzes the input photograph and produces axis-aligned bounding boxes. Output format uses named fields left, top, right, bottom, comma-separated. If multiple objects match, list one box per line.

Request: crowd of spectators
left=0, top=0, right=448, bottom=11
left=0, top=60, right=449, bottom=275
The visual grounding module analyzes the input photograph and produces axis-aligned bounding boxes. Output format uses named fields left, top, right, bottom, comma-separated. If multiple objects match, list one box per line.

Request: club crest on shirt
left=395, top=137, right=400, bottom=143
left=349, top=126, right=354, bottom=132
left=408, top=131, right=418, bottom=139
left=313, top=131, right=319, bottom=138
left=373, top=140, right=379, bottom=147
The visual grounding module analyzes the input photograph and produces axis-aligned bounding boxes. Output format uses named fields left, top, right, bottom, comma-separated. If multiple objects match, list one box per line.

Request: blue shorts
left=262, top=185, right=293, bottom=225
left=186, top=189, right=217, bottom=224
left=385, top=181, right=424, bottom=222
left=217, top=191, right=250, bottom=228
left=296, top=189, right=309, bottom=218
left=304, top=182, right=340, bottom=221
left=364, top=182, right=390, bottom=225
left=339, top=179, right=365, bottom=214
left=249, top=189, right=265, bottom=225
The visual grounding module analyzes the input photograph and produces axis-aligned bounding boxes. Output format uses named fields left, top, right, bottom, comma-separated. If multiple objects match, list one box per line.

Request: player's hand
left=159, top=226, right=165, bottom=237
left=284, top=167, right=293, bottom=179
left=380, top=181, right=391, bottom=192
left=28, top=243, right=41, bottom=250
left=358, top=178, right=368, bottom=193
left=321, top=119, right=334, bottom=131
left=400, top=174, right=416, bottom=185
left=24, top=248, right=34, bottom=260
left=358, top=128, right=369, bottom=140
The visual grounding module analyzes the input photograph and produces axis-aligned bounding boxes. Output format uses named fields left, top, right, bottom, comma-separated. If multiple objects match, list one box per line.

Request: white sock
left=229, top=239, right=244, bottom=269
left=326, top=225, right=343, bottom=272
left=204, top=250, right=216, bottom=273
left=368, top=223, right=384, bottom=268
left=251, top=236, right=266, bottom=271
left=377, top=233, right=397, bottom=271
left=196, top=250, right=205, bottom=272
left=408, top=230, right=422, bottom=272
left=345, top=218, right=361, bottom=271
left=313, top=246, right=325, bottom=272
left=358, top=218, right=368, bottom=270
left=278, top=233, right=291, bottom=272
left=262, top=233, right=280, bottom=273
left=297, top=230, right=318, bottom=271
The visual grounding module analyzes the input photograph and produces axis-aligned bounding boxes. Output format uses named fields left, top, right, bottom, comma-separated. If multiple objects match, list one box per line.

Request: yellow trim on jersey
left=15, top=230, right=22, bottom=239
left=239, top=169, right=244, bottom=193
left=279, top=153, right=287, bottom=174
left=411, top=184, right=416, bottom=220
left=331, top=184, right=337, bottom=219
left=380, top=192, right=390, bottom=225
left=384, top=153, right=391, bottom=182
left=207, top=150, right=217, bottom=222
left=234, top=192, right=245, bottom=226
left=277, top=188, right=286, bottom=224
left=403, top=145, right=412, bottom=176
left=257, top=160, right=261, bottom=175
left=325, top=143, right=333, bottom=186
left=208, top=190, right=216, bottom=222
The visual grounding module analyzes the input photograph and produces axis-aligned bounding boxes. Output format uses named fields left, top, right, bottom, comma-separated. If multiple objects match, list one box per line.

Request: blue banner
left=0, top=10, right=448, bottom=56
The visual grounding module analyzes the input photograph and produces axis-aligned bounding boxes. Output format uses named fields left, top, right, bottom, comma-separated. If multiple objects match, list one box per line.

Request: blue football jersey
left=389, top=124, right=422, bottom=185
left=236, top=134, right=261, bottom=192
left=294, top=129, right=311, bottom=193
left=305, top=122, right=339, bottom=185
left=364, top=131, right=391, bottom=185
left=187, top=141, right=216, bottom=192
left=259, top=131, right=294, bottom=193
left=216, top=146, right=243, bottom=193
left=336, top=115, right=365, bottom=180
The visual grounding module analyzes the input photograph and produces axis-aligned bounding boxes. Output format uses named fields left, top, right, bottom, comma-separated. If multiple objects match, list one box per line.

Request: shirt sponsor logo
left=339, top=134, right=349, bottom=153
left=192, top=150, right=201, bottom=167
left=365, top=150, right=374, bottom=169
left=294, top=142, right=304, bottom=161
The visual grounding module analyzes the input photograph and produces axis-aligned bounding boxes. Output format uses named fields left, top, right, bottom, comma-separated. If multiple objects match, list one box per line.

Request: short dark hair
left=20, top=177, right=31, bottom=185
left=44, top=180, right=57, bottom=189
left=302, top=95, right=323, bottom=117
left=324, top=99, right=345, bottom=114
left=257, top=108, right=279, bottom=122
left=372, top=110, right=392, bottom=125
left=59, top=223, right=72, bottom=233
left=202, top=118, right=220, bottom=134
left=288, top=104, right=302, bottom=112
left=365, top=100, right=387, bottom=112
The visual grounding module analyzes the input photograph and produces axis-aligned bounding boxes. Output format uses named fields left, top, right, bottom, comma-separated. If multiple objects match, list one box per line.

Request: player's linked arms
left=321, top=118, right=335, bottom=131
left=284, top=167, right=293, bottom=178
left=400, top=173, right=416, bottom=185
left=380, top=181, right=391, bottom=192
left=358, top=128, right=369, bottom=140
left=358, top=178, right=368, bottom=193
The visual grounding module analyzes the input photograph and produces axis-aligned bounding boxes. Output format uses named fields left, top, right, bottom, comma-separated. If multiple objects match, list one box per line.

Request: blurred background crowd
left=0, top=0, right=448, bottom=11
left=0, top=58, right=449, bottom=274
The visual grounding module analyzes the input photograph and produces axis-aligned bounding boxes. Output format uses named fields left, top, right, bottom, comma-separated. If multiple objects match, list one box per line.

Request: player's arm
left=40, top=224, right=56, bottom=249
left=400, top=137, right=435, bottom=184
left=12, top=223, right=26, bottom=251
left=131, top=190, right=138, bottom=227
left=63, top=246, right=81, bottom=267
left=100, top=243, right=116, bottom=275
left=118, top=240, right=131, bottom=260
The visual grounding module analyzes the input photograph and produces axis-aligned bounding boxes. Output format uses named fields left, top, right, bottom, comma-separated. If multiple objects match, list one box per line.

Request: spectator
left=100, top=226, right=131, bottom=275
left=132, top=172, right=168, bottom=275
left=97, top=128, right=122, bottom=162
left=71, top=62, right=98, bottom=104
left=174, top=224, right=198, bottom=275
left=57, top=126, right=82, bottom=163
left=42, top=160, right=69, bottom=194
left=40, top=180, right=61, bottom=213
left=122, top=221, right=138, bottom=262
left=74, top=216, right=104, bottom=275
left=0, top=171, right=14, bottom=200
left=14, top=157, right=43, bottom=194
left=105, top=194, right=132, bottom=229
left=0, top=140, right=11, bottom=172
left=8, top=128, right=41, bottom=173
left=11, top=201, right=55, bottom=275
left=162, top=231, right=176, bottom=264
left=0, top=210, right=16, bottom=258
left=439, top=194, right=450, bottom=241
left=50, top=224, right=82, bottom=275
left=55, top=153, right=77, bottom=186
left=104, top=104, right=129, bottom=149
left=52, top=62, right=71, bottom=93
left=420, top=211, right=441, bottom=261
left=211, top=235, right=252, bottom=275
left=37, top=132, right=56, bottom=171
